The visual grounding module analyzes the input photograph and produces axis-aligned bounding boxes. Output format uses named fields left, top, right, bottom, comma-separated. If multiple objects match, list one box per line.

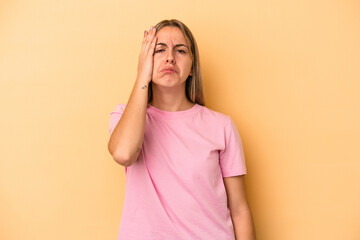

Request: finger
left=143, top=30, right=148, bottom=43
left=143, top=27, right=152, bottom=41
left=145, top=31, right=153, bottom=45
left=150, top=26, right=156, bottom=36
left=146, top=26, right=155, bottom=41
left=150, top=36, right=157, bottom=55
left=145, top=27, right=156, bottom=47
left=142, top=27, right=155, bottom=55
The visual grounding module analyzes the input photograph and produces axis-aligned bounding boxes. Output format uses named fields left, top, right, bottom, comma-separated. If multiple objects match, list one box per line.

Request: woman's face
left=152, top=26, right=193, bottom=88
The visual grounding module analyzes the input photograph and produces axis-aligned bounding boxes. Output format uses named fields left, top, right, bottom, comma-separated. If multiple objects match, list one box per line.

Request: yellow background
left=1, top=0, right=359, bottom=239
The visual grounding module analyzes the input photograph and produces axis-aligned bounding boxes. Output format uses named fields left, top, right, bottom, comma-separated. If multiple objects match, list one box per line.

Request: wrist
left=135, top=78, right=150, bottom=90
left=136, top=74, right=151, bottom=84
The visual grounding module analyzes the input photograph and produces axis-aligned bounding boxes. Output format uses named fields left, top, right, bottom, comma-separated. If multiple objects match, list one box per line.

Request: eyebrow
left=155, top=43, right=189, bottom=49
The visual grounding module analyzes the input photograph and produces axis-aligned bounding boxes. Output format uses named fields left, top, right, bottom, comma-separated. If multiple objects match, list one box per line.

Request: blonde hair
left=148, top=19, right=205, bottom=106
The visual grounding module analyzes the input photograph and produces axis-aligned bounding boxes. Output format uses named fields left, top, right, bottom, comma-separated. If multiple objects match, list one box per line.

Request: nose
left=166, top=50, right=175, bottom=64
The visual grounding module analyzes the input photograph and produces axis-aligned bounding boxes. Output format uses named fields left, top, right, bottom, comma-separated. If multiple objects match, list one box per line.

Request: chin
left=152, top=76, right=181, bottom=86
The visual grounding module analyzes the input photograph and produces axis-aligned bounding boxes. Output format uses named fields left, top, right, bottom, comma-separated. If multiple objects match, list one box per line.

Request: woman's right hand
left=136, top=26, right=157, bottom=84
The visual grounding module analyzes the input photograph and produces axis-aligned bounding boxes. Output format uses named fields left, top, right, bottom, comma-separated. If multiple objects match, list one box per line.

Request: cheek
left=185, top=60, right=193, bottom=73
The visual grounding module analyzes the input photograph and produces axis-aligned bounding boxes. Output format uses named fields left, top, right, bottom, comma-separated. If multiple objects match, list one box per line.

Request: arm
left=223, top=175, right=256, bottom=240
left=108, top=26, right=157, bottom=167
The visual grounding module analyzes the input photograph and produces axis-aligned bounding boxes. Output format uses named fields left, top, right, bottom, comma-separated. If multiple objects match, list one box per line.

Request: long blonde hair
left=148, top=19, right=205, bottom=106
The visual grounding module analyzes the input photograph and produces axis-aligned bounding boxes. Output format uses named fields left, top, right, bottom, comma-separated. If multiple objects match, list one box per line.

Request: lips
left=161, top=68, right=177, bottom=73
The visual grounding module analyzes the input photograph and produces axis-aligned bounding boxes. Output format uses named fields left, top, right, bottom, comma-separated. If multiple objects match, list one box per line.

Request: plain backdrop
left=0, top=0, right=359, bottom=239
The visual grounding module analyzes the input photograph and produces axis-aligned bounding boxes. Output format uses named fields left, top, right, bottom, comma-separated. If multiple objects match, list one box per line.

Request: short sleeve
left=109, top=103, right=126, bottom=137
left=219, top=116, right=247, bottom=177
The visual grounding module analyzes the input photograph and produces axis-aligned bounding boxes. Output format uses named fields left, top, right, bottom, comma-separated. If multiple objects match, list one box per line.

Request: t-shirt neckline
left=147, top=103, right=202, bottom=120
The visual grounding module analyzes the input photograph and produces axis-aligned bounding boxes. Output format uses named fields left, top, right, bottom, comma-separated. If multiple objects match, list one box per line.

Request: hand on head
left=136, top=26, right=157, bottom=84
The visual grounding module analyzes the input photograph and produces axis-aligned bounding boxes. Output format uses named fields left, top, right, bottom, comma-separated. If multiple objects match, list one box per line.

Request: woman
left=108, top=19, right=255, bottom=240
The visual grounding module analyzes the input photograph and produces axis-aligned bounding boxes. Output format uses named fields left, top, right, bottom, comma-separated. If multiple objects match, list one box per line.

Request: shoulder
left=200, top=105, right=232, bottom=127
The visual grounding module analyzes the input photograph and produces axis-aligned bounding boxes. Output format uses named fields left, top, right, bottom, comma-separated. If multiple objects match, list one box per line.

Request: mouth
left=161, top=68, right=177, bottom=73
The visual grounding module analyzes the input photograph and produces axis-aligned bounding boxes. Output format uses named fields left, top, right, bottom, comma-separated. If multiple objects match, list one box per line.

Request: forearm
left=231, top=208, right=256, bottom=240
left=108, top=78, right=149, bottom=166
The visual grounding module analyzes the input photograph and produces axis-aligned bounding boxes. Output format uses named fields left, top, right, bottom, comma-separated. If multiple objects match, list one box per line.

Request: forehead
left=156, top=26, right=187, bottom=45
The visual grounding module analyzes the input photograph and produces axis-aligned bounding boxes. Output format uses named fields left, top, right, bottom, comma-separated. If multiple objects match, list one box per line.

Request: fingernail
left=150, top=26, right=153, bottom=30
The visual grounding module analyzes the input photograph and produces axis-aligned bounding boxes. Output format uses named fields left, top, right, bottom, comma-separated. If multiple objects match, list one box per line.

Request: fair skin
left=150, top=26, right=194, bottom=111
left=224, top=175, right=256, bottom=239
left=108, top=25, right=255, bottom=239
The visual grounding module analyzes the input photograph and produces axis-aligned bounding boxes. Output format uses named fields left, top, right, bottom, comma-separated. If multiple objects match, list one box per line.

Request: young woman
left=108, top=19, right=255, bottom=240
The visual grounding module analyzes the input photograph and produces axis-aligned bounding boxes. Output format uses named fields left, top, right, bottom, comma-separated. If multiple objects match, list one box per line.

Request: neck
left=150, top=83, right=194, bottom=112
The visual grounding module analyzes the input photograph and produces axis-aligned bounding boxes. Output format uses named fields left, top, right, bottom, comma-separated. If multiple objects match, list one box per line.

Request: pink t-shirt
left=109, top=103, right=247, bottom=240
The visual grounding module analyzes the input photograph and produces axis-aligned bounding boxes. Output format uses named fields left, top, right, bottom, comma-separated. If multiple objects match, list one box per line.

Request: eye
left=177, top=49, right=186, bottom=53
left=155, top=49, right=164, bottom=53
